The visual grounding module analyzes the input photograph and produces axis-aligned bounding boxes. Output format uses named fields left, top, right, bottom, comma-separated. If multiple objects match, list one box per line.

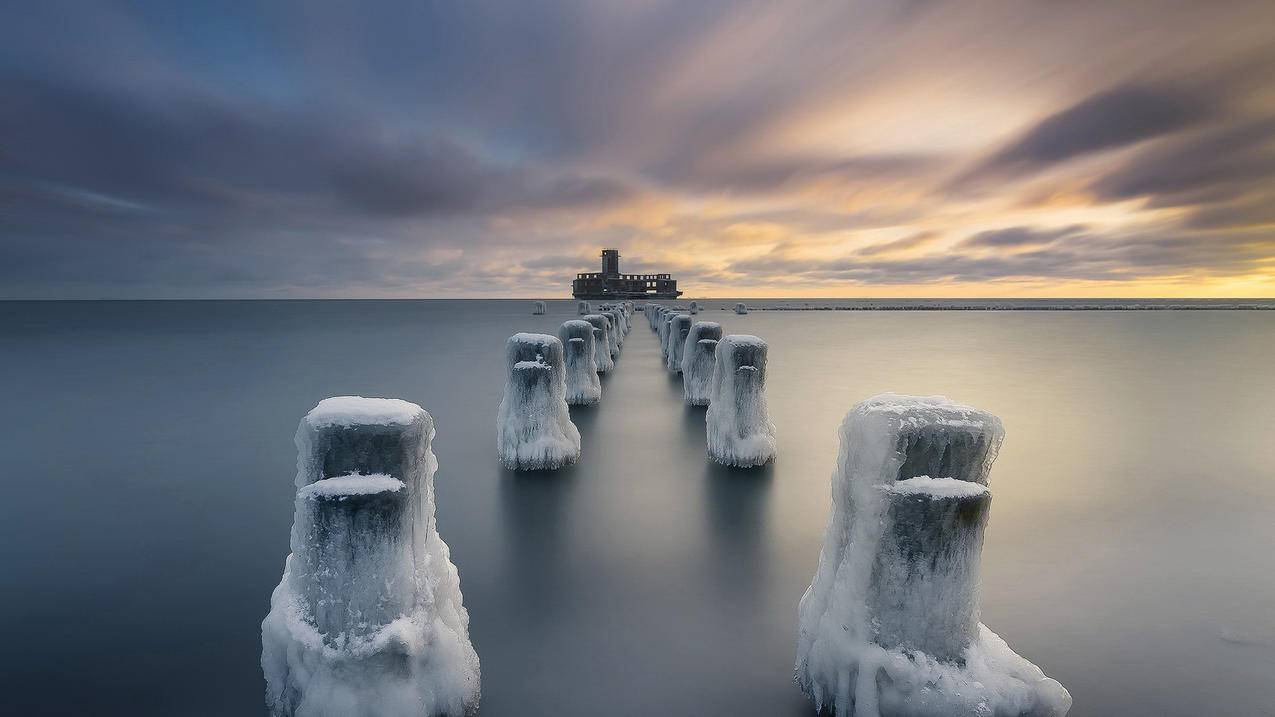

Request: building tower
left=601, top=249, right=620, bottom=276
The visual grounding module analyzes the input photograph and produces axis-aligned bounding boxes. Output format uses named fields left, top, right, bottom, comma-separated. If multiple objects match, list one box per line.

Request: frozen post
left=734, top=302, right=748, bottom=315
left=706, top=335, right=776, bottom=467
left=649, top=305, right=664, bottom=331
left=261, top=397, right=481, bottom=717
left=558, top=320, right=602, bottom=406
left=681, top=321, right=722, bottom=405
left=578, top=300, right=591, bottom=315
left=667, top=314, right=693, bottom=373
left=531, top=300, right=547, bottom=315
left=795, top=394, right=1072, bottom=717
left=582, top=314, right=615, bottom=373
left=689, top=300, right=700, bottom=315
left=659, top=312, right=678, bottom=359
left=497, top=333, right=581, bottom=470
left=602, top=308, right=626, bottom=349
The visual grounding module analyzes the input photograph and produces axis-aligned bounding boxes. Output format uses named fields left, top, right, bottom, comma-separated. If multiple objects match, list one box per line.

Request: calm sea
left=2, top=300, right=1273, bottom=716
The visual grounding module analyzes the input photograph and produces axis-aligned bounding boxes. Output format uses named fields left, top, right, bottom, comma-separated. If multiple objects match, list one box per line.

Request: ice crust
left=602, top=309, right=625, bottom=352
left=734, top=302, right=748, bottom=314
left=496, top=333, right=581, bottom=470
left=681, top=322, right=722, bottom=405
left=706, top=335, right=776, bottom=467
left=666, top=314, right=693, bottom=373
left=582, top=315, right=615, bottom=373
left=262, top=397, right=480, bottom=717
left=577, top=300, right=590, bottom=315
left=531, top=300, right=546, bottom=315
left=795, top=393, right=1071, bottom=717
left=558, top=320, right=602, bottom=406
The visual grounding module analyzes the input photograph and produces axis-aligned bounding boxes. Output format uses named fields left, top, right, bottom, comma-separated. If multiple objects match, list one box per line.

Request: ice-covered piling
left=681, top=321, right=722, bottom=405
left=689, top=300, right=701, bottom=314
left=578, top=300, right=590, bottom=315
left=496, top=333, right=581, bottom=470
left=795, top=394, right=1072, bottom=717
left=599, top=311, right=621, bottom=358
left=531, top=300, right=547, bottom=315
left=261, top=397, right=481, bottom=717
left=582, top=315, right=615, bottom=373
left=734, top=302, right=748, bottom=315
left=659, top=312, right=680, bottom=359
left=706, top=335, right=776, bottom=467
left=649, top=305, right=664, bottom=332
left=602, top=309, right=626, bottom=348
left=558, top=320, right=602, bottom=406
left=667, top=314, right=693, bottom=373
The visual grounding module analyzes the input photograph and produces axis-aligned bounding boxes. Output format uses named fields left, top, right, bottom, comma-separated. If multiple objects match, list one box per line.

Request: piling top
left=297, top=473, right=405, bottom=500
left=851, top=393, right=1001, bottom=432
left=842, top=393, right=1005, bottom=486
left=304, top=396, right=425, bottom=429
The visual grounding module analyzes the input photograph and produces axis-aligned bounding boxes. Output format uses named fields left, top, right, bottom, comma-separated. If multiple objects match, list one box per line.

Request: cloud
left=959, top=84, right=1213, bottom=183
left=1090, top=117, right=1275, bottom=206
left=958, top=225, right=1085, bottom=250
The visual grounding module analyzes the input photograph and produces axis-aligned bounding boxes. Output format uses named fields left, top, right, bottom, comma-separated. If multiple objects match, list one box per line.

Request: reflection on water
left=1, top=300, right=1273, bottom=716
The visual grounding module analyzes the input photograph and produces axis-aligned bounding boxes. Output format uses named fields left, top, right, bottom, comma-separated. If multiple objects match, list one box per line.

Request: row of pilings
left=260, top=301, right=1072, bottom=717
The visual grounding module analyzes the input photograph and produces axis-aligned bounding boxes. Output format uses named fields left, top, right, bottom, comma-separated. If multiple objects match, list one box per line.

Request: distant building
left=572, top=249, right=683, bottom=299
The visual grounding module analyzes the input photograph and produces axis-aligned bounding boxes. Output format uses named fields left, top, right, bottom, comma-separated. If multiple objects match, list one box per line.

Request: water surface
left=2, top=300, right=1272, bottom=716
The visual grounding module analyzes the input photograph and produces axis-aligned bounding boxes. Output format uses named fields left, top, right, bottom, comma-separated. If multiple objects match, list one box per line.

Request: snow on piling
left=261, top=397, right=481, bottom=717
left=531, top=300, right=547, bottom=315
left=497, top=333, right=581, bottom=470
left=582, top=314, right=615, bottom=373
left=689, top=300, right=701, bottom=315
left=558, top=320, right=602, bottom=406
left=795, top=394, right=1072, bottom=717
left=681, top=321, right=722, bottom=405
left=578, top=300, right=591, bottom=315
left=706, top=335, right=776, bottom=467
left=666, top=314, right=693, bottom=373
left=734, top=302, right=748, bottom=315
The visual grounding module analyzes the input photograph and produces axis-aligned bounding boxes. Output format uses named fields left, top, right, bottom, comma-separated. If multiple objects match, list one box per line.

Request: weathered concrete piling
left=496, top=333, right=581, bottom=470
left=681, top=321, right=722, bottom=405
left=558, top=319, right=602, bottom=406
left=705, top=335, right=776, bottom=467
left=261, top=396, right=480, bottom=717
left=582, top=314, right=615, bottom=373
left=667, top=314, right=693, bottom=373
left=795, top=394, right=1072, bottom=717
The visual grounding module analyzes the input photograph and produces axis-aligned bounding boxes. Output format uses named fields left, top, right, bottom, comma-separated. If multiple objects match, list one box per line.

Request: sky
left=2, top=0, right=1274, bottom=298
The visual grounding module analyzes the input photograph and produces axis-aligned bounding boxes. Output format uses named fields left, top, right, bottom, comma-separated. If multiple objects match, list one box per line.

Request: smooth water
left=2, top=300, right=1273, bottom=716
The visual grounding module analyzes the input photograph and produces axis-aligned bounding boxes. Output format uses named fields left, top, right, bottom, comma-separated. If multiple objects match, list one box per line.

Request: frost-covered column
left=734, top=302, right=748, bottom=314
left=649, top=305, right=663, bottom=331
left=531, top=300, right=547, bottom=315
left=602, top=309, right=625, bottom=349
left=557, top=320, right=602, bottom=406
left=666, top=314, right=693, bottom=373
left=578, top=300, right=591, bottom=315
left=795, top=394, right=1072, bottom=717
left=497, top=333, right=581, bottom=470
left=261, top=397, right=481, bottom=717
left=582, top=314, right=615, bottom=373
left=706, top=335, right=777, bottom=467
left=659, top=312, right=679, bottom=359
left=681, top=321, right=722, bottom=405
left=689, top=300, right=700, bottom=315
